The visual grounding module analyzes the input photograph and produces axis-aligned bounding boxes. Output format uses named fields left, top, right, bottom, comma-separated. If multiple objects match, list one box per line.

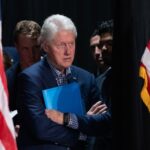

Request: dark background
left=1, top=0, right=112, bottom=73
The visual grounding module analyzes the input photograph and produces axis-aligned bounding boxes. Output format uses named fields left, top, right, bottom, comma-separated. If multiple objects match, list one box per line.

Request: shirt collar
left=46, top=56, right=72, bottom=77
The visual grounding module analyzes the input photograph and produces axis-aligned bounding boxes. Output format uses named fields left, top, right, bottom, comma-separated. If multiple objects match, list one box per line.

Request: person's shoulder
left=71, top=65, right=95, bottom=83
left=24, top=58, right=47, bottom=72
left=24, top=61, right=40, bottom=71
left=20, top=59, right=46, bottom=78
left=71, top=65, right=93, bottom=76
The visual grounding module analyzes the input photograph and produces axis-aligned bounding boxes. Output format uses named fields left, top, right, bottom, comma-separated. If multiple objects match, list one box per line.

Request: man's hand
left=45, top=109, right=64, bottom=125
left=87, top=101, right=107, bottom=115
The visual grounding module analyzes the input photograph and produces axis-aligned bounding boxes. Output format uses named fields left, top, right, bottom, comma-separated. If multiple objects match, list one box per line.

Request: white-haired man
left=17, top=14, right=111, bottom=150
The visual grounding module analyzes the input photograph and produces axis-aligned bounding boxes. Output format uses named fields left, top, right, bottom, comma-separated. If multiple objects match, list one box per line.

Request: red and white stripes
left=0, top=4, right=17, bottom=150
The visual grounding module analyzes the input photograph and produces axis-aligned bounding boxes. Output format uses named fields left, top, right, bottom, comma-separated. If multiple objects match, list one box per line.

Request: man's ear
left=42, top=41, right=49, bottom=53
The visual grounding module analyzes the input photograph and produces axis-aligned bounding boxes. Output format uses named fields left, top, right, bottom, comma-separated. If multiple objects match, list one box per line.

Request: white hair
left=39, top=14, right=77, bottom=44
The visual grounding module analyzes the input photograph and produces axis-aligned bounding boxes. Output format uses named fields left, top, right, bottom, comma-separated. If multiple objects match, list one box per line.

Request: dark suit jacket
left=6, top=62, right=20, bottom=110
left=96, top=68, right=112, bottom=108
left=17, top=57, right=111, bottom=150
left=94, top=68, right=112, bottom=150
left=6, top=62, right=21, bottom=124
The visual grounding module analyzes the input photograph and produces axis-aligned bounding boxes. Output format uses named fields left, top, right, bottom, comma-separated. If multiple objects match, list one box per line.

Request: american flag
left=0, top=0, right=17, bottom=149
left=139, top=40, right=150, bottom=112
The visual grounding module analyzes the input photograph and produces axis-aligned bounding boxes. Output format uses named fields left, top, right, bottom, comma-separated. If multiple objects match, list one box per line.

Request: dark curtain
left=113, top=0, right=150, bottom=149
left=1, top=0, right=112, bottom=73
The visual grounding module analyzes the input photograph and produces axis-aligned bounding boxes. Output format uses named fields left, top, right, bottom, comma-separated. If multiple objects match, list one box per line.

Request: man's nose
left=64, top=44, right=71, bottom=54
left=95, top=46, right=100, bottom=54
left=94, top=47, right=102, bottom=58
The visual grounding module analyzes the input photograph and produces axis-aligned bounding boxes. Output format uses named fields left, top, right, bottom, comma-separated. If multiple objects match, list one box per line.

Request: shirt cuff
left=67, top=113, right=79, bottom=129
left=66, top=113, right=87, bottom=141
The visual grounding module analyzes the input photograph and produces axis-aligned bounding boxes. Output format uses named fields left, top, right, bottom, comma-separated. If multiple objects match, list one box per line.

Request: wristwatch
left=63, top=113, right=69, bottom=126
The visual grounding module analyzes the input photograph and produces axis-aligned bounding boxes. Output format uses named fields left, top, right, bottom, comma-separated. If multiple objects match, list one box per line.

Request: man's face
left=90, top=32, right=112, bottom=67
left=44, top=30, right=76, bottom=72
left=90, top=35, right=101, bottom=63
left=15, top=34, right=41, bottom=69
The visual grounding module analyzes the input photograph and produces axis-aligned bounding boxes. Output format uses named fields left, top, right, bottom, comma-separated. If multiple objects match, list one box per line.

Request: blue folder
left=42, top=82, right=85, bottom=116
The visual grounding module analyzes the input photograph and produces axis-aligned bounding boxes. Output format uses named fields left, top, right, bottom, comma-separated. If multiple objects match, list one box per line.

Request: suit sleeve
left=17, top=72, right=79, bottom=147
left=77, top=72, right=112, bottom=136
left=77, top=111, right=112, bottom=136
